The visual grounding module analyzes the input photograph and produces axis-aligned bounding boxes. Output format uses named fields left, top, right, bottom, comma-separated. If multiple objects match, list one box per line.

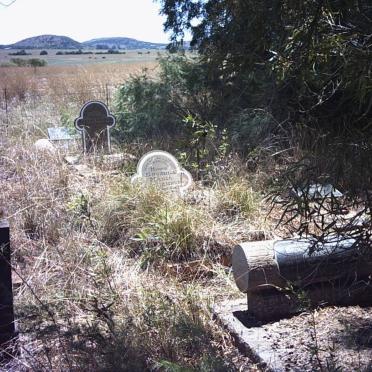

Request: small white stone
left=33, top=139, right=56, bottom=153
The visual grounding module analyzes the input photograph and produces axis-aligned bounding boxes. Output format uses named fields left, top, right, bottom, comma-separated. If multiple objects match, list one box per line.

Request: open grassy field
left=0, top=49, right=166, bottom=66
left=0, top=51, right=162, bottom=114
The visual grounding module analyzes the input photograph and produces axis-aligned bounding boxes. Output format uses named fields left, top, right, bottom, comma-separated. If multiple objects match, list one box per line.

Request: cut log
left=232, top=236, right=372, bottom=293
left=232, top=235, right=372, bottom=320
left=232, top=240, right=286, bottom=293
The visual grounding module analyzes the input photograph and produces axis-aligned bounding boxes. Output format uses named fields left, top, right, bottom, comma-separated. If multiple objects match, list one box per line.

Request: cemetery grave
left=131, top=150, right=193, bottom=196
left=213, top=226, right=372, bottom=370
left=1, top=103, right=371, bottom=370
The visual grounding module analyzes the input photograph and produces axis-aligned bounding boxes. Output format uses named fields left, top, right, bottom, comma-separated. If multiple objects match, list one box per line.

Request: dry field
left=0, top=49, right=164, bottom=66
left=0, top=57, right=371, bottom=371
left=0, top=52, right=160, bottom=108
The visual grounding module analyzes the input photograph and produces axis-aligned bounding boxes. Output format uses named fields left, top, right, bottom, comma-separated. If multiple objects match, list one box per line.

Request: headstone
left=0, top=219, right=16, bottom=348
left=47, top=127, right=74, bottom=141
left=232, top=237, right=372, bottom=320
left=131, top=150, right=192, bottom=195
left=294, top=183, right=342, bottom=199
left=74, top=101, right=116, bottom=153
left=47, top=127, right=77, bottom=149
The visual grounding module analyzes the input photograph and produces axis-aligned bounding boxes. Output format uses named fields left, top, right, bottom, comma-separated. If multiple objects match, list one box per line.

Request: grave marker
left=74, top=101, right=116, bottom=153
left=47, top=127, right=74, bottom=141
left=131, top=150, right=192, bottom=195
left=0, top=219, right=16, bottom=348
left=48, top=127, right=77, bottom=149
left=293, top=183, right=342, bottom=199
left=232, top=236, right=372, bottom=320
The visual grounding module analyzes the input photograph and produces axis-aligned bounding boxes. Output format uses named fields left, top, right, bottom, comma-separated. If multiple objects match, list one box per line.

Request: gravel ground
left=264, top=306, right=372, bottom=371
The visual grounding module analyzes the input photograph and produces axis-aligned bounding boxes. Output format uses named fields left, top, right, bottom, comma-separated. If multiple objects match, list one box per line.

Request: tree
left=158, top=0, right=371, bottom=135
left=158, top=1, right=372, bottom=248
left=0, top=0, right=16, bottom=7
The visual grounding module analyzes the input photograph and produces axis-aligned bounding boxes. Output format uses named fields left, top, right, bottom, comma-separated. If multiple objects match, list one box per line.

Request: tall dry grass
left=0, top=61, right=159, bottom=106
left=0, top=135, right=261, bottom=370
left=0, top=60, right=267, bottom=370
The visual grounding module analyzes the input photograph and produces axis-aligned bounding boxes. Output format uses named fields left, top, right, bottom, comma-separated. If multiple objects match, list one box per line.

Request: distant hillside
left=10, top=35, right=82, bottom=49
left=4, top=35, right=171, bottom=50
left=82, top=37, right=167, bottom=50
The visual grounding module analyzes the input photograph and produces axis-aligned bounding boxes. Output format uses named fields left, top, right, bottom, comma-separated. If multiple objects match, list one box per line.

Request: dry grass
left=0, top=62, right=159, bottom=105
left=0, top=74, right=264, bottom=369
left=0, top=145, right=256, bottom=370
left=3, top=62, right=366, bottom=371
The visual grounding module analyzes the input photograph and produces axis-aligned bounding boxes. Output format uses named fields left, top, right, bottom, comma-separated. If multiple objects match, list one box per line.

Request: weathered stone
left=48, top=127, right=77, bottom=149
left=33, top=139, right=56, bottom=153
left=293, top=183, right=342, bottom=199
left=232, top=236, right=372, bottom=320
left=47, top=127, right=74, bottom=141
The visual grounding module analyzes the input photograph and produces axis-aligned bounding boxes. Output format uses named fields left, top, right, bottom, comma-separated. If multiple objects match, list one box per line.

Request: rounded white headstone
left=131, top=150, right=192, bottom=195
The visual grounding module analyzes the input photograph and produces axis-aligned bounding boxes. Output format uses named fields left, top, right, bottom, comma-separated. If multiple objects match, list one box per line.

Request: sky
left=0, top=0, right=172, bottom=45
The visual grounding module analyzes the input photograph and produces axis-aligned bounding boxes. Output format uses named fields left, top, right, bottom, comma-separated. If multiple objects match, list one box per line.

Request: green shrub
left=10, top=58, right=28, bottom=67
left=10, top=57, right=47, bottom=67
left=114, top=55, right=231, bottom=178
left=8, top=49, right=30, bottom=56
left=28, top=58, right=47, bottom=67
left=114, top=55, right=215, bottom=142
left=115, top=71, right=178, bottom=140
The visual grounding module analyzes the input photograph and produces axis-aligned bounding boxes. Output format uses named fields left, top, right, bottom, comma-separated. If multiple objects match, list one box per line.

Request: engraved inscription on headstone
left=74, top=101, right=116, bottom=153
left=131, top=150, right=192, bottom=195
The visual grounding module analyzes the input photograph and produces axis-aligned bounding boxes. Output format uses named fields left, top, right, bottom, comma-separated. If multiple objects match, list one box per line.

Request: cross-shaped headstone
left=74, top=101, right=116, bottom=153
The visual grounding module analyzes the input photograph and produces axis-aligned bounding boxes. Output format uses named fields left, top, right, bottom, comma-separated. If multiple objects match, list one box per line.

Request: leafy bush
left=115, top=55, right=231, bottom=177
left=8, top=49, right=31, bottom=56
left=28, top=58, right=47, bottom=67
left=115, top=71, right=178, bottom=139
left=115, top=55, right=219, bottom=140
left=10, top=57, right=47, bottom=67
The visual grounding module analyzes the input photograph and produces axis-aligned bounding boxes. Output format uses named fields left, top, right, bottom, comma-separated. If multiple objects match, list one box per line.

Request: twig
left=0, top=0, right=16, bottom=7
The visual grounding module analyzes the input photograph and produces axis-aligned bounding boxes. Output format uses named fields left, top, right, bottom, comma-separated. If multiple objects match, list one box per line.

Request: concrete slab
left=213, top=299, right=287, bottom=372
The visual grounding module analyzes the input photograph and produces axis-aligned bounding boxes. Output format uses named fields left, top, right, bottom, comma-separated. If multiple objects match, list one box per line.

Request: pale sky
left=0, top=0, right=172, bottom=45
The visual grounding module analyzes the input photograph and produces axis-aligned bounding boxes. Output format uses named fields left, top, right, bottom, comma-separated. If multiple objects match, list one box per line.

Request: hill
left=9, top=35, right=82, bottom=49
left=82, top=37, right=167, bottom=50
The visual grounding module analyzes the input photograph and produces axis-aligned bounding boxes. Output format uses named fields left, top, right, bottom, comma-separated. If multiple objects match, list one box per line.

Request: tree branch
left=0, top=0, right=16, bottom=7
